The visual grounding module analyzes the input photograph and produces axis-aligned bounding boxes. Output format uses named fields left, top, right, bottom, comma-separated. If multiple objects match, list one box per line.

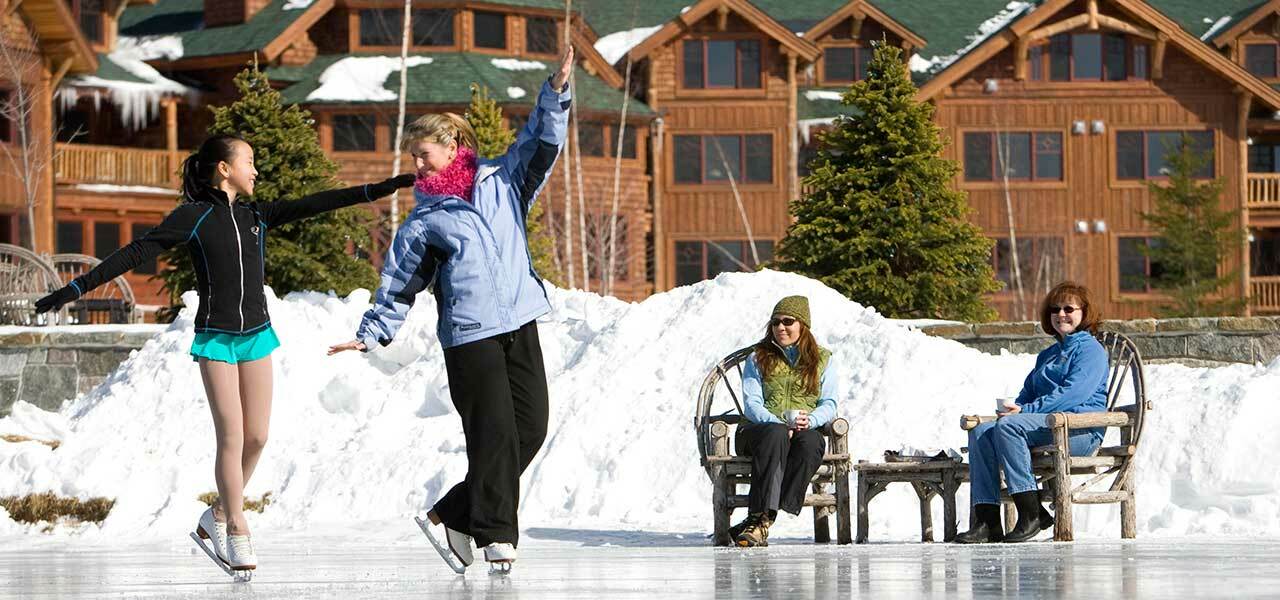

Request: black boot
left=955, top=504, right=1003, bottom=544
left=1003, top=491, right=1045, bottom=543
left=1038, top=490, right=1055, bottom=531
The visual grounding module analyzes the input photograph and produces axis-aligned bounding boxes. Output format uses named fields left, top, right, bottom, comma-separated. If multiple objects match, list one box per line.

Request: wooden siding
left=1, top=11, right=55, bottom=251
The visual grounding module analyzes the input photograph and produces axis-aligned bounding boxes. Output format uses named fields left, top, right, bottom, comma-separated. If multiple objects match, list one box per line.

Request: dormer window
left=526, top=16, right=558, bottom=55
left=1031, top=33, right=1148, bottom=81
left=682, top=39, right=761, bottom=89
left=823, top=47, right=872, bottom=83
left=358, top=9, right=455, bottom=47
left=474, top=11, right=507, bottom=49
left=1246, top=44, right=1279, bottom=78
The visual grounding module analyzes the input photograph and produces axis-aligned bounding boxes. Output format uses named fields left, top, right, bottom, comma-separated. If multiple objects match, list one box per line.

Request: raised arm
left=348, top=220, right=438, bottom=351
left=256, top=175, right=414, bottom=229
left=741, top=354, right=784, bottom=425
left=36, top=203, right=205, bottom=313
left=498, top=47, right=572, bottom=211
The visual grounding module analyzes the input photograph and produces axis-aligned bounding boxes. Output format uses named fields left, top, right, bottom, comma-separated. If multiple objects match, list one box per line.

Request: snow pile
left=491, top=58, right=546, bottom=71
left=910, top=1, right=1034, bottom=75
left=594, top=25, right=664, bottom=65
left=1, top=271, right=1278, bottom=543
left=506, top=86, right=527, bottom=99
left=307, top=57, right=434, bottom=102
left=58, top=35, right=194, bottom=131
left=803, top=90, right=844, bottom=102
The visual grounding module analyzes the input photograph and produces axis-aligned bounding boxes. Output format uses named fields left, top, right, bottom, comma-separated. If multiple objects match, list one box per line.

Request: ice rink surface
left=4, top=535, right=1277, bottom=599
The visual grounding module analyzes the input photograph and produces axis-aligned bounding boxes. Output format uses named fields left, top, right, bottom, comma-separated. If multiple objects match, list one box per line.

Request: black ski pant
left=432, top=320, right=549, bottom=548
left=735, top=422, right=825, bottom=516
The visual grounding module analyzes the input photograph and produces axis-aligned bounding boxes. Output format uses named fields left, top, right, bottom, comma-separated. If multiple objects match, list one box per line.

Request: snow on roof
left=910, top=1, right=1034, bottom=74
left=803, top=89, right=844, bottom=102
left=593, top=24, right=664, bottom=65
left=59, top=36, right=195, bottom=131
left=490, top=58, right=546, bottom=71
left=307, top=56, right=434, bottom=102
left=1200, top=15, right=1233, bottom=41
left=506, top=86, right=527, bottom=99
left=283, top=0, right=313, bottom=10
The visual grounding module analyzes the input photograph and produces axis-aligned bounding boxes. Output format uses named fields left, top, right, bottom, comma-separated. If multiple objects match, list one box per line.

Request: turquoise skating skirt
left=190, top=326, right=280, bottom=364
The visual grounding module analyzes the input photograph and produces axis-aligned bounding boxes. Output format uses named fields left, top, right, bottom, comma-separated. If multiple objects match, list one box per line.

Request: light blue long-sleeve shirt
left=741, top=345, right=840, bottom=428
left=1014, top=330, right=1109, bottom=415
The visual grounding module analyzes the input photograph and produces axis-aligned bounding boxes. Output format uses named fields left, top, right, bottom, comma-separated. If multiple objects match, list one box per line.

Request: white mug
left=783, top=409, right=805, bottom=427
left=996, top=397, right=1018, bottom=414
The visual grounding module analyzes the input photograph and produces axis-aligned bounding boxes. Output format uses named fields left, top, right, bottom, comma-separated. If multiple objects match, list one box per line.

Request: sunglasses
left=769, top=317, right=799, bottom=327
left=1048, top=305, right=1080, bottom=315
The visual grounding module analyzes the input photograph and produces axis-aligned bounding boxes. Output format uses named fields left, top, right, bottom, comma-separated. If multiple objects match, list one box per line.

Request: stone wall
left=920, top=317, right=1280, bottom=365
left=0, top=328, right=163, bottom=416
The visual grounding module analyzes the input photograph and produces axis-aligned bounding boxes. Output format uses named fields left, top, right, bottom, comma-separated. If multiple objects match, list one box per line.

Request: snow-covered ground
left=1, top=270, right=1278, bottom=546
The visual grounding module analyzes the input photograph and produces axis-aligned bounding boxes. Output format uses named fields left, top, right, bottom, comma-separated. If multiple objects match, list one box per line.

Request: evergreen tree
left=1140, top=136, right=1244, bottom=316
left=157, top=66, right=378, bottom=312
left=772, top=43, right=999, bottom=321
left=465, top=84, right=561, bottom=285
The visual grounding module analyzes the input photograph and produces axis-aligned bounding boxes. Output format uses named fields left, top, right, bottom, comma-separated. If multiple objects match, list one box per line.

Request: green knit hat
left=771, top=295, right=811, bottom=328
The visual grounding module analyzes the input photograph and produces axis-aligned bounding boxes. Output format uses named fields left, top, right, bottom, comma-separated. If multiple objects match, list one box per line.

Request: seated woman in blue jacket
left=732, top=295, right=840, bottom=547
left=956, top=281, right=1109, bottom=544
left=328, top=47, right=574, bottom=572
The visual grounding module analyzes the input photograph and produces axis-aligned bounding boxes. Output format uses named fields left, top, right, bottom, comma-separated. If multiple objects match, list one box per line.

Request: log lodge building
left=4, top=0, right=1280, bottom=320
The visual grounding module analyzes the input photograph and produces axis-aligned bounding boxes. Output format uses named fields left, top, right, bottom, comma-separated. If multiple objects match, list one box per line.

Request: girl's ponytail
left=181, top=134, right=247, bottom=201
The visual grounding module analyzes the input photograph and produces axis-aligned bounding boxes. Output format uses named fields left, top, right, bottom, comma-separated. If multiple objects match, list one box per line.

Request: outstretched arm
left=257, top=175, right=415, bottom=229
left=330, top=220, right=437, bottom=354
left=497, top=46, right=573, bottom=211
left=36, top=203, right=204, bottom=313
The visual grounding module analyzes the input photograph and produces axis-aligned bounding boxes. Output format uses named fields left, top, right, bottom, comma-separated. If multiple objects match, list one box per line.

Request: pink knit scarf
left=414, top=146, right=478, bottom=202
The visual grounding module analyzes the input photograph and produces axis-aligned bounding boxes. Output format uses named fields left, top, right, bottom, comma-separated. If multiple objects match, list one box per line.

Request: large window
left=525, top=16, right=557, bottom=54
left=131, top=223, right=159, bottom=275
left=1118, top=237, right=1165, bottom=293
left=675, top=240, right=773, bottom=286
left=578, top=121, right=605, bottom=157
left=332, top=114, right=377, bottom=152
left=991, top=237, right=1065, bottom=293
left=56, top=221, right=84, bottom=254
left=1035, top=33, right=1148, bottom=81
left=360, top=9, right=455, bottom=46
left=1116, top=130, right=1214, bottom=180
left=609, top=125, right=637, bottom=159
left=673, top=134, right=772, bottom=184
left=1252, top=228, right=1280, bottom=277
left=963, top=132, right=1063, bottom=181
left=94, top=222, right=119, bottom=259
left=1246, top=44, right=1279, bottom=78
left=474, top=11, right=507, bottom=49
left=823, top=47, right=873, bottom=82
left=682, top=39, right=761, bottom=89
left=585, top=214, right=629, bottom=281
left=1249, top=143, right=1280, bottom=173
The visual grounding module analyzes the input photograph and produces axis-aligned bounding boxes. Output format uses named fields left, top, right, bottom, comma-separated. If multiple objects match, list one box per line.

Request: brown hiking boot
left=735, top=512, right=772, bottom=547
left=728, top=515, right=751, bottom=541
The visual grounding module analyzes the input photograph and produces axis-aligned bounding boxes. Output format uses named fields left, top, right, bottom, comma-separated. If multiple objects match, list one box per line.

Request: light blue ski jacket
left=355, top=79, right=570, bottom=350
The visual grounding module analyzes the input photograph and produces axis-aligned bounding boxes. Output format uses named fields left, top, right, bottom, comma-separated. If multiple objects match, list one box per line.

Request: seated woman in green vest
left=731, top=295, right=840, bottom=547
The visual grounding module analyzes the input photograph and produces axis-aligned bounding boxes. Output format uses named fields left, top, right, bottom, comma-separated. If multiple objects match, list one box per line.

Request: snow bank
left=911, top=1, right=1034, bottom=75
left=307, top=57, right=434, bottom=102
left=594, top=25, right=664, bottom=65
left=1, top=271, right=1277, bottom=543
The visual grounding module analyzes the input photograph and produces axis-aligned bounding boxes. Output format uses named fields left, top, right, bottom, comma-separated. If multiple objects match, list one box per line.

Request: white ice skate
left=414, top=515, right=469, bottom=574
left=482, top=543, right=517, bottom=575
left=226, top=534, right=258, bottom=572
left=190, top=531, right=251, bottom=582
left=195, top=507, right=228, bottom=564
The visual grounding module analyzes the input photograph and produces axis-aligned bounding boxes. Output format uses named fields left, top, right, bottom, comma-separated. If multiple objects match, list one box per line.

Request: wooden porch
left=1248, top=173, right=1280, bottom=209
left=53, top=143, right=182, bottom=188
left=1252, top=276, right=1280, bottom=315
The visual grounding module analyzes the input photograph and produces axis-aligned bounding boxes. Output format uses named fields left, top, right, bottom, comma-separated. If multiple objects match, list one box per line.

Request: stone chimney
left=204, top=0, right=273, bottom=27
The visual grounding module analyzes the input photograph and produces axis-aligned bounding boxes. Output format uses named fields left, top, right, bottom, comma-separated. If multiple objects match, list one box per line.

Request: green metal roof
left=119, top=0, right=319, bottom=59
left=268, top=52, right=654, bottom=116
left=1147, top=0, right=1267, bottom=40
left=91, top=53, right=152, bottom=84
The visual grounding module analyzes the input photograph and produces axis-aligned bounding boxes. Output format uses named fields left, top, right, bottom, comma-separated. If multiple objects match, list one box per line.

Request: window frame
left=672, top=239, right=774, bottom=286
left=671, top=133, right=774, bottom=186
left=1245, top=42, right=1280, bottom=79
left=819, top=44, right=872, bottom=84
left=677, top=36, right=765, bottom=94
left=524, top=15, right=559, bottom=56
left=989, top=236, right=1067, bottom=295
left=1115, top=235, right=1167, bottom=296
left=1030, top=32, right=1150, bottom=83
left=472, top=11, right=509, bottom=51
left=330, top=112, right=380, bottom=153
left=959, top=129, right=1068, bottom=189
left=354, top=8, right=458, bottom=50
left=1112, top=128, right=1216, bottom=184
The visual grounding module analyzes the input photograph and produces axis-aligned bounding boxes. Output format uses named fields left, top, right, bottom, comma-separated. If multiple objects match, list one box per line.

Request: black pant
left=433, top=320, right=549, bottom=548
left=735, top=422, right=826, bottom=516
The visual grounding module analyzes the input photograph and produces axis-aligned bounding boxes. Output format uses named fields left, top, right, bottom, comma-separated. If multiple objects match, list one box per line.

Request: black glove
left=368, top=174, right=417, bottom=199
left=35, top=285, right=80, bottom=314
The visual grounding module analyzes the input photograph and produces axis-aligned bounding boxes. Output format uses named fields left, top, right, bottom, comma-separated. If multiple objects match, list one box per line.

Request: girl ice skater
left=327, top=46, right=574, bottom=573
left=36, top=136, right=414, bottom=571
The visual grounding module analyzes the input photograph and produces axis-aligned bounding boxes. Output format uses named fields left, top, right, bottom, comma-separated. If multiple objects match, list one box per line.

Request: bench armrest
left=961, top=411, right=1132, bottom=432
left=959, top=415, right=996, bottom=430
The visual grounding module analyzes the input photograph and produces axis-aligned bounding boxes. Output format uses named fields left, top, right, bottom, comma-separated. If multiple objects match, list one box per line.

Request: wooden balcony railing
left=1247, top=173, right=1280, bottom=208
left=1252, top=276, right=1280, bottom=313
left=54, top=144, right=180, bottom=188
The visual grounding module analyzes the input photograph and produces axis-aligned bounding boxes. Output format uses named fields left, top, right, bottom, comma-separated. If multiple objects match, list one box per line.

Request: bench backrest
left=1096, top=330, right=1150, bottom=449
left=0, top=243, right=61, bottom=325
left=51, top=254, right=138, bottom=324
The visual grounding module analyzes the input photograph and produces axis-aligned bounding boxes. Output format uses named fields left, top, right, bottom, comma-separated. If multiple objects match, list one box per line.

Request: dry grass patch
left=1, top=435, right=60, bottom=450
left=197, top=491, right=273, bottom=513
left=0, top=492, right=114, bottom=524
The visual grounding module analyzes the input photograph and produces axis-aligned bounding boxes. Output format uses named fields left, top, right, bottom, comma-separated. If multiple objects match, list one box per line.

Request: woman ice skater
left=327, top=46, right=574, bottom=574
left=36, top=136, right=414, bottom=571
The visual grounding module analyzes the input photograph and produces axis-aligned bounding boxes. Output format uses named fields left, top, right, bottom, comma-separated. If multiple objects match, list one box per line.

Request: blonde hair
left=402, top=113, right=478, bottom=152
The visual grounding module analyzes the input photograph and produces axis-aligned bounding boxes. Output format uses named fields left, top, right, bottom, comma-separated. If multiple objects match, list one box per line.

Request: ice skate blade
left=190, top=532, right=251, bottom=582
left=488, top=561, right=513, bottom=576
left=415, top=516, right=467, bottom=575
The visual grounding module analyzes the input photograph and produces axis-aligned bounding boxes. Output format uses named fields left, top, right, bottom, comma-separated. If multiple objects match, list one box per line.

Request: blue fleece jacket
left=1015, top=330, right=1109, bottom=416
left=741, top=345, right=840, bottom=428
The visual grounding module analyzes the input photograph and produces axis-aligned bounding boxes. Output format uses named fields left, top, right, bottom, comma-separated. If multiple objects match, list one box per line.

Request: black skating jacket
left=69, top=184, right=384, bottom=335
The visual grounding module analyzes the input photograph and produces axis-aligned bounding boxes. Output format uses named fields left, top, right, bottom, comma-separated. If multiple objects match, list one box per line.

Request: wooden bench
left=853, top=457, right=966, bottom=543
left=959, top=331, right=1150, bottom=541
left=695, top=346, right=853, bottom=546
